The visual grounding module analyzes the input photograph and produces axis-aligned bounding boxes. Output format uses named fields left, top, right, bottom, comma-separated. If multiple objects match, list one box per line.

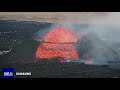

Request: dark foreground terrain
left=0, top=20, right=120, bottom=78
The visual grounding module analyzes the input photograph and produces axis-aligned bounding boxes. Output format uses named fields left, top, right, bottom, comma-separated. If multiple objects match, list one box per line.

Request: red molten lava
left=35, top=27, right=79, bottom=60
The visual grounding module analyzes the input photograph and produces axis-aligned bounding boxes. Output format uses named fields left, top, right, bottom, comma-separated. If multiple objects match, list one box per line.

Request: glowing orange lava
left=35, top=27, right=79, bottom=60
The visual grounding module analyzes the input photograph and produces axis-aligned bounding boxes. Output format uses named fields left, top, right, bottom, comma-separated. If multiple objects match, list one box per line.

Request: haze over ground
left=0, top=12, right=108, bottom=23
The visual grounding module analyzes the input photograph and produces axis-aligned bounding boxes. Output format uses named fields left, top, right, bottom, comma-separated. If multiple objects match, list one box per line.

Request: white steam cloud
left=61, top=12, right=120, bottom=67
left=34, top=12, right=120, bottom=68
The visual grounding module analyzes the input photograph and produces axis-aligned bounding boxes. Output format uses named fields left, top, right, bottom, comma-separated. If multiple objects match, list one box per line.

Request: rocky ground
left=1, top=12, right=120, bottom=78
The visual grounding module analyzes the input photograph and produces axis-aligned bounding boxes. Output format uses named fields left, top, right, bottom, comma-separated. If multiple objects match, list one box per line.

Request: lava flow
left=35, top=27, right=79, bottom=60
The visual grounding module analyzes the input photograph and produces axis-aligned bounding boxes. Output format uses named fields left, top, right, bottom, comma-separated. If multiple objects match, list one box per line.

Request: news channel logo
left=2, top=68, right=14, bottom=78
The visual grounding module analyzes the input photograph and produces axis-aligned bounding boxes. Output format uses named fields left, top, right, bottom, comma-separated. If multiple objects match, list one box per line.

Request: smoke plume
left=34, top=12, right=120, bottom=68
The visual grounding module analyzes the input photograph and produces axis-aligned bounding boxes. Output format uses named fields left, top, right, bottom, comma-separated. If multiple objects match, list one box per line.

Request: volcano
left=35, top=27, right=79, bottom=60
